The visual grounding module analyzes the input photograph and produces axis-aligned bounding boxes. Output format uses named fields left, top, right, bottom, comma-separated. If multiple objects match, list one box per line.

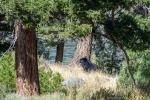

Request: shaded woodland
left=0, top=0, right=150, bottom=99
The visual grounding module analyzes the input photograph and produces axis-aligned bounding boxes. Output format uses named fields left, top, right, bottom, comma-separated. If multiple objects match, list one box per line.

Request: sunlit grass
left=49, top=64, right=117, bottom=90
left=2, top=64, right=150, bottom=100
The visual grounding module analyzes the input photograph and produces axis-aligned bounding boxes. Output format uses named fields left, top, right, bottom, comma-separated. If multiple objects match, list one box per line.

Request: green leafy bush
left=0, top=52, right=64, bottom=95
left=0, top=84, right=8, bottom=99
left=0, top=52, right=16, bottom=93
left=119, top=50, right=150, bottom=92
left=39, top=68, right=64, bottom=93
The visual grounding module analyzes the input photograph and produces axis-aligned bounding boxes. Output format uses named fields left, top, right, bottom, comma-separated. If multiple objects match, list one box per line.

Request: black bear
left=79, top=57, right=97, bottom=71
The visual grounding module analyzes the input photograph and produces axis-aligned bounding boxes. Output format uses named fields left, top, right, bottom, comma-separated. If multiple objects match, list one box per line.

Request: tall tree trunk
left=70, top=33, right=93, bottom=66
left=55, top=40, right=64, bottom=63
left=15, top=19, right=40, bottom=96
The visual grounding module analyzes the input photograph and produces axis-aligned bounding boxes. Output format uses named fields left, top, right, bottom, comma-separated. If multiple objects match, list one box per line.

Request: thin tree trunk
left=112, top=8, right=115, bottom=27
left=111, top=8, right=135, bottom=85
left=70, top=33, right=93, bottom=66
left=15, top=19, right=40, bottom=96
left=55, top=40, right=64, bottom=63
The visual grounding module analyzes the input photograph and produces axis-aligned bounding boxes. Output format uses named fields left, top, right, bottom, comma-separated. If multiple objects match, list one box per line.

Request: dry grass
left=4, top=64, right=118, bottom=100
left=49, top=64, right=117, bottom=90
left=3, top=64, right=150, bottom=100
left=4, top=93, right=66, bottom=100
left=49, top=64, right=117, bottom=86
left=47, top=64, right=118, bottom=99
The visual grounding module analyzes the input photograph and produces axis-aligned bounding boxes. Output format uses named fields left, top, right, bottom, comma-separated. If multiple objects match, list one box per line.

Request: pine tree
left=1, top=0, right=54, bottom=96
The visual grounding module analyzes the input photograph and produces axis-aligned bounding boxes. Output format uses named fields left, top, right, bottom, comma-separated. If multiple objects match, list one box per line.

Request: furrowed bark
left=15, top=19, right=40, bottom=96
left=70, top=33, right=93, bottom=66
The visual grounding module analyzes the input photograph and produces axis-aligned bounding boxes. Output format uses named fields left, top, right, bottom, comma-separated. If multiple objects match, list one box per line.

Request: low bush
left=0, top=52, right=16, bottom=93
left=0, top=52, right=64, bottom=95
left=39, top=68, right=64, bottom=93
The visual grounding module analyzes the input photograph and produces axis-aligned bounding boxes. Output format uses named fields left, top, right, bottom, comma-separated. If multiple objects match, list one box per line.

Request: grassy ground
left=3, top=64, right=150, bottom=100
left=49, top=64, right=117, bottom=90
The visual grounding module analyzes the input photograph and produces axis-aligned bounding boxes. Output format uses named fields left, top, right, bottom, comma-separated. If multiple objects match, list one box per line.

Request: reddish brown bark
left=70, top=33, right=93, bottom=66
left=55, top=40, right=64, bottom=63
left=15, top=20, right=40, bottom=96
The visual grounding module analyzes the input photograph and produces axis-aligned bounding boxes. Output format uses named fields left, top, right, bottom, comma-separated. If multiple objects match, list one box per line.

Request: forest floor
left=4, top=64, right=149, bottom=100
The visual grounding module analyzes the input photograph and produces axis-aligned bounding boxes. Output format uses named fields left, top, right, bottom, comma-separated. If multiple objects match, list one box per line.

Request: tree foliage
left=119, top=50, right=150, bottom=92
left=0, top=0, right=150, bottom=94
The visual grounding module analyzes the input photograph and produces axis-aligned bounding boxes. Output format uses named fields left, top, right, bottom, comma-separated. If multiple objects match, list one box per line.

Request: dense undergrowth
left=0, top=52, right=64, bottom=99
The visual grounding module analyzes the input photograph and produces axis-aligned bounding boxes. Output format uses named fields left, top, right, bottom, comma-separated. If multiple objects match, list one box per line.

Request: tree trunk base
left=70, top=33, right=93, bottom=66
left=15, top=20, right=40, bottom=96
